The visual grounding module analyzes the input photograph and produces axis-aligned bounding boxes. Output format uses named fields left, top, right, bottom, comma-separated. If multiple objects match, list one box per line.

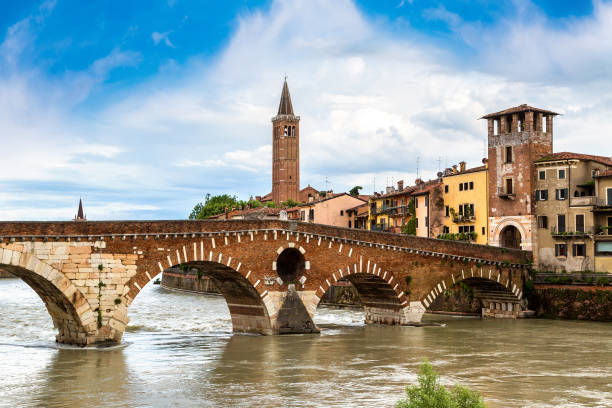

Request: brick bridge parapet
left=0, top=220, right=532, bottom=345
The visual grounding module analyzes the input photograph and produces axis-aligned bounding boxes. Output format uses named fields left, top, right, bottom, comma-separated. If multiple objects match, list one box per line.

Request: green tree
left=401, top=198, right=417, bottom=235
left=280, top=199, right=300, bottom=208
left=396, top=359, right=486, bottom=408
left=349, top=185, right=363, bottom=197
left=189, top=194, right=240, bottom=219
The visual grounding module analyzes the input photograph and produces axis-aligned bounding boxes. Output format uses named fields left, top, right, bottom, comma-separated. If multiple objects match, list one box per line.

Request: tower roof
left=277, top=79, right=294, bottom=115
left=75, top=198, right=85, bottom=221
left=480, top=104, right=559, bottom=119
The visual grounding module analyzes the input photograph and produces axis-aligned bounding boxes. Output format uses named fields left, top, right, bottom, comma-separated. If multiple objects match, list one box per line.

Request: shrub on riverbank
left=397, top=359, right=486, bottom=408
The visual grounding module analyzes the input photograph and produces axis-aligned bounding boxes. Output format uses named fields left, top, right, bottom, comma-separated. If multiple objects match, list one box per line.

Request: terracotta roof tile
left=480, top=104, right=559, bottom=119
left=535, top=152, right=612, bottom=166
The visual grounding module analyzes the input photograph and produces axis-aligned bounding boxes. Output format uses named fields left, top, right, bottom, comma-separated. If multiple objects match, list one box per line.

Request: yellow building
left=367, top=181, right=413, bottom=233
left=441, top=162, right=489, bottom=245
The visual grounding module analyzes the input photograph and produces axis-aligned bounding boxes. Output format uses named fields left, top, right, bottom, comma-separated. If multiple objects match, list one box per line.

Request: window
left=463, top=182, right=469, bottom=191
left=555, top=188, right=568, bottom=200
left=596, top=241, right=612, bottom=255
left=558, top=169, right=566, bottom=179
left=348, top=220, right=352, bottom=228
left=300, top=211, right=305, bottom=221
left=340, top=210, right=344, bottom=216
left=445, top=206, right=449, bottom=217
left=459, top=183, right=464, bottom=191
left=482, top=226, right=486, bottom=235
left=459, top=226, right=475, bottom=233
left=555, top=243, right=568, bottom=257
left=536, top=189, right=549, bottom=201
left=538, top=216, right=548, bottom=229
left=539, top=170, right=546, bottom=180
left=557, top=214, right=566, bottom=233
left=425, top=216, right=429, bottom=227
left=573, top=243, right=586, bottom=257
left=443, top=226, right=450, bottom=233
left=415, top=198, right=419, bottom=208
left=608, top=188, right=612, bottom=205
left=415, top=218, right=419, bottom=228
left=445, top=185, right=449, bottom=193
left=576, top=214, right=585, bottom=233
left=505, top=146, right=513, bottom=163
left=459, top=204, right=464, bottom=215
left=505, top=178, right=513, bottom=195
left=469, top=181, right=474, bottom=190
left=468, top=203, right=475, bottom=216
left=309, top=208, right=315, bottom=221
left=425, top=196, right=429, bottom=207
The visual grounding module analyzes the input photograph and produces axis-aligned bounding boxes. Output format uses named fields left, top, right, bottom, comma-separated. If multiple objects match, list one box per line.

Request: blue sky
left=1, top=0, right=612, bottom=220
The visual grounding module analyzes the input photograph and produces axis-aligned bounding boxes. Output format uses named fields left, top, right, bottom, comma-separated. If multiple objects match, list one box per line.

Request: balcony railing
left=569, top=196, right=599, bottom=206
left=550, top=226, right=594, bottom=238
left=371, top=205, right=409, bottom=216
left=452, top=215, right=475, bottom=224
left=497, top=187, right=515, bottom=200
left=370, top=224, right=390, bottom=232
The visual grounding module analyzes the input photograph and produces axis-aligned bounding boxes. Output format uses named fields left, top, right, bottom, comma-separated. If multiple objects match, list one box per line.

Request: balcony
left=497, top=187, right=515, bottom=200
left=550, top=226, right=594, bottom=239
left=452, top=215, right=475, bottom=224
left=370, top=224, right=390, bottom=232
left=569, top=196, right=599, bottom=206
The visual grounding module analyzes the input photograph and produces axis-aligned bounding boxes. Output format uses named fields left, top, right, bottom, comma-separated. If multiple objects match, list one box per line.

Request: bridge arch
left=421, top=266, right=524, bottom=316
left=0, top=246, right=97, bottom=345
left=120, top=248, right=275, bottom=336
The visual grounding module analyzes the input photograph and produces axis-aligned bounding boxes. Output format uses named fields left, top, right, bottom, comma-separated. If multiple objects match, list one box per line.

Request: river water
left=0, top=278, right=610, bottom=408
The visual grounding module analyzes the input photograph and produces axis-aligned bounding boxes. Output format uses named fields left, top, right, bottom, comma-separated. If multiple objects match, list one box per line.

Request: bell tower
left=272, top=79, right=300, bottom=204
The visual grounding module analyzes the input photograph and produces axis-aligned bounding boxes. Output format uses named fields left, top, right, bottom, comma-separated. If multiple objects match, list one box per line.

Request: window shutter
left=555, top=245, right=559, bottom=257
left=572, top=244, right=576, bottom=257
left=564, top=188, right=568, bottom=199
left=555, top=189, right=559, bottom=200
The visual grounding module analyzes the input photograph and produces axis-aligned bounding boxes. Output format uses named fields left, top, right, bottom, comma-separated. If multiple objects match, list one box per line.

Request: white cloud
left=2, top=0, right=612, bottom=220
left=152, top=31, right=175, bottom=48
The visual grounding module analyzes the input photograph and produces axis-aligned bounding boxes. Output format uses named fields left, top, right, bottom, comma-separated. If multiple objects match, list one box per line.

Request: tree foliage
left=396, top=359, right=486, bottom=408
left=189, top=194, right=241, bottom=219
left=349, top=185, right=363, bottom=197
left=401, top=198, right=417, bottom=235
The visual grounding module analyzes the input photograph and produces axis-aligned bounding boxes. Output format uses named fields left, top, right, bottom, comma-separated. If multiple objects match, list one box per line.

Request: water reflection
left=0, top=278, right=611, bottom=408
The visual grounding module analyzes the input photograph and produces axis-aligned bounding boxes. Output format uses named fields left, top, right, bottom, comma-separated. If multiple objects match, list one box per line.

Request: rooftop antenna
left=416, top=156, right=420, bottom=179
left=437, top=156, right=442, bottom=172
left=373, top=176, right=376, bottom=194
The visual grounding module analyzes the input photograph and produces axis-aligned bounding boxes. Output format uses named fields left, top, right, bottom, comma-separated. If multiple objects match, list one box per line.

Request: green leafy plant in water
left=396, top=359, right=486, bottom=408
left=97, top=264, right=105, bottom=329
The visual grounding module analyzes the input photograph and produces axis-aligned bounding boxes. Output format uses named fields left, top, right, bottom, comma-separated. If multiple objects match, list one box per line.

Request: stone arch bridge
left=0, top=220, right=531, bottom=346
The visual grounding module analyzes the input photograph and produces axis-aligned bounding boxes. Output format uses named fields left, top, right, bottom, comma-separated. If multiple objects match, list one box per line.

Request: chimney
left=452, top=165, right=458, bottom=174
left=459, top=161, right=466, bottom=172
left=386, top=186, right=393, bottom=194
left=397, top=180, right=404, bottom=191
left=415, top=178, right=423, bottom=185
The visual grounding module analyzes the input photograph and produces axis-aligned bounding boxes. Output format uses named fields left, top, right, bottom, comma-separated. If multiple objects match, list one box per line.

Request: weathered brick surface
left=0, top=220, right=531, bottom=345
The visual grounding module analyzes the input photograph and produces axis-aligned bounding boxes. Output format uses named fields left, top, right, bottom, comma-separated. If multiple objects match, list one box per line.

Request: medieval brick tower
left=482, top=104, right=558, bottom=251
left=271, top=79, right=300, bottom=204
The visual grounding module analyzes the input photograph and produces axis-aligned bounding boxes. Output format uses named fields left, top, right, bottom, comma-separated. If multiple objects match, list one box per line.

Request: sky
left=1, top=0, right=612, bottom=220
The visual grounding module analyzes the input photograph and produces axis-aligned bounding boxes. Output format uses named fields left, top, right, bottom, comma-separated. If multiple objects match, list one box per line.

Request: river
left=0, top=278, right=610, bottom=407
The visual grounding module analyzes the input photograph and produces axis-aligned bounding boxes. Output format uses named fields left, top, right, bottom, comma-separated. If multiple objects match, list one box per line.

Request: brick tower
left=271, top=79, right=300, bottom=204
left=481, top=104, right=558, bottom=250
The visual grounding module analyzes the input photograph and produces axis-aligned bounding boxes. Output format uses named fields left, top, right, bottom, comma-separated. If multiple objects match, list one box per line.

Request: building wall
left=487, top=112, right=554, bottom=250
left=442, top=169, right=489, bottom=245
left=301, top=195, right=365, bottom=228
left=594, top=177, right=612, bottom=272
left=534, top=161, right=598, bottom=272
left=414, top=195, right=429, bottom=238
